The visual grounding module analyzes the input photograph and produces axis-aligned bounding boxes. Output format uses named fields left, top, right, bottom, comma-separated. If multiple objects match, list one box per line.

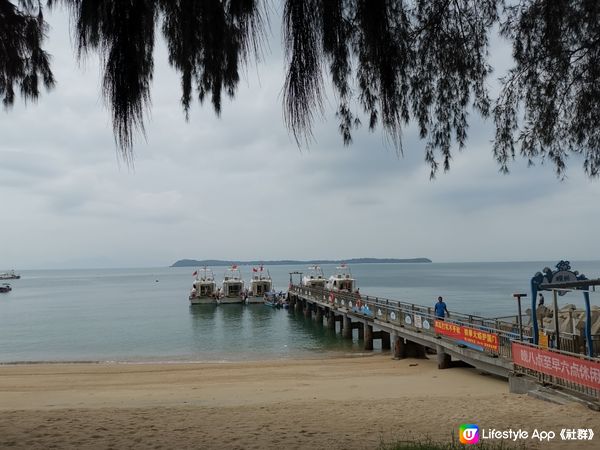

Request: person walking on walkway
left=434, top=296, right=449, bottom=319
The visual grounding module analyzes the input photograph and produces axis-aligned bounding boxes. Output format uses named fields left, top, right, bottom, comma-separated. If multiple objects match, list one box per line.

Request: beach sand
left=0, top=355, right=598, bottom=449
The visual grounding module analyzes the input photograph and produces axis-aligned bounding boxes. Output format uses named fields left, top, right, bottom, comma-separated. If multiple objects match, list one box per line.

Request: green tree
left=2, top=0, right=599, bottom=177
left=0, top=1, right=54, bottom=107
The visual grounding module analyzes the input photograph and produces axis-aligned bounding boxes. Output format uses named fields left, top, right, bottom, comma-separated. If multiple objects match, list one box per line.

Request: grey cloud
left=0, top=8, right=598, bottom=270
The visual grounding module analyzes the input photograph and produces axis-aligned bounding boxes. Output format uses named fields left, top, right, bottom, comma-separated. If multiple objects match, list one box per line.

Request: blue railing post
left=584, top=291, right=593, bottom=357
left=530, top=279, right=539, bottom=345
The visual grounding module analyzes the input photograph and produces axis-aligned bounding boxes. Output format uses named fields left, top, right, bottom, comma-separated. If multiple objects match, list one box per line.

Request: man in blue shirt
left=434, top=296, right=449, bottom=319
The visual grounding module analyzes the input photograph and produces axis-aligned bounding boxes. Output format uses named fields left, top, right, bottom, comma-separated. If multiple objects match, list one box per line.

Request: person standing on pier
left=434, top=296, right=449, bottom=320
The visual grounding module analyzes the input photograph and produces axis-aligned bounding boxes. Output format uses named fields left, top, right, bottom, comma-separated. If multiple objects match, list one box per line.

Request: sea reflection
left=187, top=302, right=370, bottom=359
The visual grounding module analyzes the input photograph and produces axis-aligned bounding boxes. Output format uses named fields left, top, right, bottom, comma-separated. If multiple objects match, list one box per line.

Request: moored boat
left=189, top=267, right=217, bottom=305
left=247, top=265, right=272, bottom=303
left=301, top=266, right=327, bottom=289
left=0, top=283, right=12, bottom=293
left=0, top=270, right=20, bottom=280
left=326, top=263, right=356, bottom=293
left=220, top=265, right=244, bottom=304
left=263, top=290, right=286, bottom=308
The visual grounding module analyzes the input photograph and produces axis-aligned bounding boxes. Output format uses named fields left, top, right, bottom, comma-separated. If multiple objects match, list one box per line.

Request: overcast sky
left=1, top=7, right=599, bottom=270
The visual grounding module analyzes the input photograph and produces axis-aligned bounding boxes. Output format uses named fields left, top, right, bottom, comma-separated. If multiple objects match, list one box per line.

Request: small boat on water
left=326, top=263, right=356, bottom=292
left=0, top=270, right=20, bottom=280
left=0, top=283, right=12, bottom=293
left=263, top=290, right=286, bottom=308
left=301, top=266, right=327, bottom=289
left=220, top=265, right=245, bottom=304
left=189, top=267, right=217, bottom=305
left=247, top=265, right=272, bottom=303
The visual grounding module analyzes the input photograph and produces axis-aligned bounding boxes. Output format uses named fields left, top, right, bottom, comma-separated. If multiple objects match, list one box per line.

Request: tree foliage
left=2, top=0, right=599, bottom=177
left=495, top=0, right=600, bottom=177
left=0, top=0, right=54, bottom=107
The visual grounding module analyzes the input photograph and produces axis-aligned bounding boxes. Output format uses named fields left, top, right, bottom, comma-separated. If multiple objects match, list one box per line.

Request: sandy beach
left=0, top=355, right=598, bottom=449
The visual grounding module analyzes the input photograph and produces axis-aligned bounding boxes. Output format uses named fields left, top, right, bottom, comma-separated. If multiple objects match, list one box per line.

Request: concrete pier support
left=436, top=344, right=452, bottom=369
left=327, top=310, right=336, bottom=330
left=304, top=302, right=312, bottom=319
left=380, top=331, right=391, bottom=350
left=407, top=340, right=427, bottom=359
left=315, top=306, right=323, bottom=324
left=335, top=315, right=344, bottom=334
left=393, top=332, right=402, bottom=359
left=364, top=321, right=373, bottom=350
left=342, top=315, right=352, bottom=339
left=351, top=322, right=364, bottom=339
left=295, top=298, right=303, bottom=313
left=394, top=338, right=427, bottom=359
left=508, top=373, right=539, bottom=394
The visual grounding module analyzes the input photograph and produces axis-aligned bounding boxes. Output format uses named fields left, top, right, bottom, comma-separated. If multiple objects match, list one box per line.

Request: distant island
left=171, top=258, right=432, bottom=267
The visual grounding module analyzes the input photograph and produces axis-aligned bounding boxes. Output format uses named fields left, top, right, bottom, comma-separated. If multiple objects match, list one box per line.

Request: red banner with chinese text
left=434, top=320, right=462, bottom=340
left=434, top=320, right=499, bottom=352
left=512, top=342, right=600, bottom=390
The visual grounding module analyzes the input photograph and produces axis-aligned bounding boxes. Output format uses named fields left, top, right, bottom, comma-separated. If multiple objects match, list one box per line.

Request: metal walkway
left=288, top=284, right=519, bottom=377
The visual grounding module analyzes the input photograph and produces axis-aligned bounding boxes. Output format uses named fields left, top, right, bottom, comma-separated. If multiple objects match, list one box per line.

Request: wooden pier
left=287, top=284, right=600, bottom=406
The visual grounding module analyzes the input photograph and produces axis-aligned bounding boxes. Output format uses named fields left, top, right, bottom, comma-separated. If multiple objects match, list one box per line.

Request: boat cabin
left=249, top=266, right=273, bottom=296
left=222, top=266, right=244, bottom=298
left=302, top=266, right=327, bottom=289
left=326, top=264, right=356, bottom=292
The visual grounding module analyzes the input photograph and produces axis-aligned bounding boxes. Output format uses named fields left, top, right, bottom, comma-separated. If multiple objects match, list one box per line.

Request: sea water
left=1, top=261, right=599, bottom=363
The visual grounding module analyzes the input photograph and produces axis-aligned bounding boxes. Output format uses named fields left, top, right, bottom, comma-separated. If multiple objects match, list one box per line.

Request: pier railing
left=290, top=285, right=600, bottom=402
left=512, top=341, right=600, bottom=401
left=290, top=285, right=529, bottom=360
left=538, top=332, right=600, bottom=358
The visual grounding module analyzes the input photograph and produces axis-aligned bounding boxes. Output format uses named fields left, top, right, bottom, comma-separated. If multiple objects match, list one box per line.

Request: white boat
left=326, top=264, right=356, bottom=292
left=247, top=266, right=273, bottom=303
left=0, top=270, right=20, bottom=280
left=302, top=266, right=327, bottom=289
left=220, top=266, right=245, bottom=304
left=189, top=267, right=217, bottom=305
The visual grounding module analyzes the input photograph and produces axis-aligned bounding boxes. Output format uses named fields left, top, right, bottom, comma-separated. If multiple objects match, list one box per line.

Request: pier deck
left=287, top=284, right=600, bottom=406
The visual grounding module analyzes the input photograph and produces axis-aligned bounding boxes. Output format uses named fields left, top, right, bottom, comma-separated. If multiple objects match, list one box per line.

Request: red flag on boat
left=231, top=265, right=238, bottom=269
left=252, top=267, right=258, bottom=272
left=192, top=270, right=198, bottom=276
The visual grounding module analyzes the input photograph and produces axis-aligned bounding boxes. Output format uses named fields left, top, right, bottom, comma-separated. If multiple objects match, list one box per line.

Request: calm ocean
left=1, top=261, right=599, bottom=363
